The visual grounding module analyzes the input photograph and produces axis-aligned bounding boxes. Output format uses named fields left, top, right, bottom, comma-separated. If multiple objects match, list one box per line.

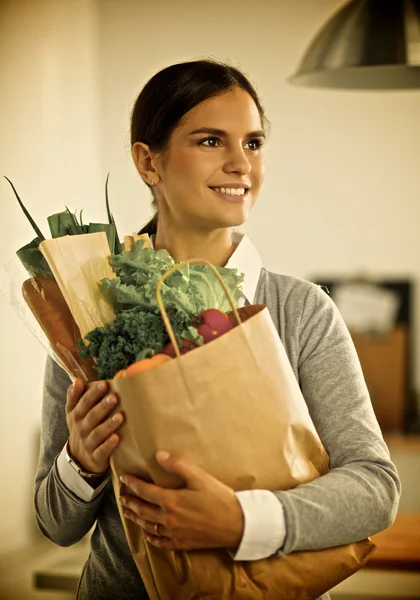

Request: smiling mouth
left=209, top=186, right=249, bottom=198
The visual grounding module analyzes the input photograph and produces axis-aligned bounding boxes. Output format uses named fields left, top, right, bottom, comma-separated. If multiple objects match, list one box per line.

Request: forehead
left=178, top=87, right=262, bottom=133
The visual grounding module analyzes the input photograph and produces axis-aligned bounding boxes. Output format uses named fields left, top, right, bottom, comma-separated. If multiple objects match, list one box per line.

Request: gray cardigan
left=34, top=268, right=401, bottom=600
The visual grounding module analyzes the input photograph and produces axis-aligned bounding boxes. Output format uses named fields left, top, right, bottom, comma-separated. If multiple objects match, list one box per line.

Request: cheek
left=166, top=157, right=218, bottom=208
left=165, top=152, right=191, bottom=180
left=253, top=158, right=265, bottom=189
left=249, top=159, right=264, bottom=209
left=164, top=153, right=207, bottom=198
left=161, top=152, right=208, bottom=213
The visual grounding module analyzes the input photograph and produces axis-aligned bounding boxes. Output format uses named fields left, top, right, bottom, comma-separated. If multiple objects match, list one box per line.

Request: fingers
left=141, top=520, right=168, bottom=538
left=120, top=494, right=163, bottom=521
left=89, top=431, right=121, bottom=470
left=120, top=475, right=168, bottom=508
left=84, top=392, right=117, bottom=430
left=72, top=381, right=109, bottom=420
left=86, top=407, right=125, bottom=454
left=66, top=380, right=122, bottom=473
left=66, top=379, right=86, bottom=414
left=155, top=452, right=204, bottom=490
left=67, top=407, right=124, bottom=475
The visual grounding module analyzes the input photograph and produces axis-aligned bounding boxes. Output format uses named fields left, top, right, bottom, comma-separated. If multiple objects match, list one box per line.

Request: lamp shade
left=289, top=0, right=420, bottom=89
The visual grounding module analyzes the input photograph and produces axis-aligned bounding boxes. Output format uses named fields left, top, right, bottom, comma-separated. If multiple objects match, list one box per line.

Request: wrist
left=225, top=494, right=245, bottom=550
left=65, top=440, right=110, bottom=487
left=82, top=471, right=109, bottom=489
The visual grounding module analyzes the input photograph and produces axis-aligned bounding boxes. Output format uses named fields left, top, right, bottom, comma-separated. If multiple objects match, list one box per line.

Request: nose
left=223, top=144, right=251, bottom=176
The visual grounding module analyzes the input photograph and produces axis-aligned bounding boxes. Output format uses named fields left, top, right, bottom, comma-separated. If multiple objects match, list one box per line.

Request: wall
left=0, top=0, right=102, bottom=553
left=1, top=0, right=419, bottom=554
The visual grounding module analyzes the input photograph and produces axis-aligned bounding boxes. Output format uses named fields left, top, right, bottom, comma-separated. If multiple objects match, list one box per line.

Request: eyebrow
left=188, top=127, right=266, bottom=138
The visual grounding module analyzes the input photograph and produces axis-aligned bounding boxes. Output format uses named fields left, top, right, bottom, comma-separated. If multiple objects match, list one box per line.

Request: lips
left=209, top=185, right=250, bottom=198
left=209, top=187, right=249, bottom=203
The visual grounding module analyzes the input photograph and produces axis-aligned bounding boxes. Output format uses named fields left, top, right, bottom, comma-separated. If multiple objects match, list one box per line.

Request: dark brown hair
left=132, top=59, right=267, bottom=235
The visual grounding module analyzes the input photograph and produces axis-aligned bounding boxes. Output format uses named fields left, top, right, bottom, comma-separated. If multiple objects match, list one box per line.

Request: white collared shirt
left=57, top=232, right=286, bottom=560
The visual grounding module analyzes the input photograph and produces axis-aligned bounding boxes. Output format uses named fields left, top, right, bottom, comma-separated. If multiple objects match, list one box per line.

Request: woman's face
left=155, top=86, right=265, bottom=231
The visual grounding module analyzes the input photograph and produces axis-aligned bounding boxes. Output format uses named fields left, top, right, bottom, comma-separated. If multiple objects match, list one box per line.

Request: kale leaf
left=78, top=307, right=170, bottom=379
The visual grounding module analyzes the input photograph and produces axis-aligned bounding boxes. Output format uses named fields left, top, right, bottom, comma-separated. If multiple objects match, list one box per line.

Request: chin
left=217, top=205, right=249, bottom=227
left=193, top=206, right=249, bottom=231
left=210, top=216, right=245, bottom=231
left=224, top=212, right=248, bottom=228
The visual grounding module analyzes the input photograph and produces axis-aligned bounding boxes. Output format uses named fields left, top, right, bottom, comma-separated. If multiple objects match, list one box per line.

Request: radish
left=195, top=309, right=234, bottom=343
left=162, top=338, right=197, bottom=357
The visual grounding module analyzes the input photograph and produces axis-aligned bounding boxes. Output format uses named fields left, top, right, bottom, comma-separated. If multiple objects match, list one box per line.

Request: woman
left=34, top=60, right=401, bottom=600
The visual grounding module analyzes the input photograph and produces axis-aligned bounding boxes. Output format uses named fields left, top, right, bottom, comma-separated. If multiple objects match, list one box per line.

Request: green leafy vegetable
left=5, top=174, right=124, bottom=279
left=78, top=306, right=170, bottom=379
left=47, top=208, right=118, bottom=247
left=16, top=238, right=53, bottom=279
left=178, top=262, right=244, bottom=314
left=101, top=240, right=244, bottom=319
left=105, top=173, right=122, bottom=255
left=110, top=241, right=175, bottom=284
left=48, top=209, right=82, bottom=238
left=105, top=173, right=112, bottom=223
left=65, top=207, right=85, bottom=235
left=4, top=176, right=45, bottom=240
left=81, top=240, right=244, bottom=377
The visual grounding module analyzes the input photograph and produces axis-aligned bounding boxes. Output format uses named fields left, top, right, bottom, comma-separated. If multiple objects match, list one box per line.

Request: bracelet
left=65, top=440, right=108, bottom=479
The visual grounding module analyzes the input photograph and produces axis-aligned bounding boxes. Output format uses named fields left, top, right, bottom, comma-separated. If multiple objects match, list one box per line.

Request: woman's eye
left=199, top=137, right=263, bottom=150
left=245, top=139, right=264, bottom=151
left=200, top=137, right=221, bottom=147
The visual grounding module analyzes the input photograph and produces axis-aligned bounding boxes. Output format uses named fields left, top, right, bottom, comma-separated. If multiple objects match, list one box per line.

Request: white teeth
left=213, top=187, right=246, bottom=196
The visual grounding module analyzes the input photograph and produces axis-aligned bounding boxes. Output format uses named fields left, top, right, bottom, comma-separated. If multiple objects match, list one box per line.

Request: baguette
left=22, top=277, right=97, bottom=381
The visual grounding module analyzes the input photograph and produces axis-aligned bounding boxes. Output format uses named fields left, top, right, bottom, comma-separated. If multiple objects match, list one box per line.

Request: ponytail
left=138, top=213, right=158, bottom=236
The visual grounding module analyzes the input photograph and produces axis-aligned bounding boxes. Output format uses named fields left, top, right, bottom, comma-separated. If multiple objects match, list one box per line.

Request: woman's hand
left=119, top=452, right=244, bottom=552
left=66, top=379, right=125, bottom=474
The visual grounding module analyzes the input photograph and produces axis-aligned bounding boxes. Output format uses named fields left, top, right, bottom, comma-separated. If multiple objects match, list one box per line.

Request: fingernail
left=157, top=451, right=170, bottom=461
left=120, top=476, right=128, bottom=485
left=98, top=381, right=107, bottom=391
left=106, top=394, right=117, bottom=405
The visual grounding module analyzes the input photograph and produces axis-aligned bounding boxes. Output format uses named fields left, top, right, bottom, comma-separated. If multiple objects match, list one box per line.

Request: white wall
left=0, top=0, right=103, bottom=553
left=1, top=0, right=419, bottom=554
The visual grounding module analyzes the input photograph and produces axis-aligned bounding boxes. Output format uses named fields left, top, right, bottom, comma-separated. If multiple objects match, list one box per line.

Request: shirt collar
left=149, top=232, right=262, bottom=305
left=225, top=232, right=262, bottom=304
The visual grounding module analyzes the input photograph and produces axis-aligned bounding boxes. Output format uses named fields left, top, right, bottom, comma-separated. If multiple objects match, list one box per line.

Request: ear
left=132, top=142, right=160, bottom=185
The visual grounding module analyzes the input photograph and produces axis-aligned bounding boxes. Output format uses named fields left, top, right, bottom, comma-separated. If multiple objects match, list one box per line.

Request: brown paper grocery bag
left=108, top=261, right=375, bottom=600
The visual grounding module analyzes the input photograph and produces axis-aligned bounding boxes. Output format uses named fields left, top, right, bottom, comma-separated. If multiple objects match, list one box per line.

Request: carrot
left=114, top=354, right=171, bottom=379
left=22, top=277, right=97, bottom=381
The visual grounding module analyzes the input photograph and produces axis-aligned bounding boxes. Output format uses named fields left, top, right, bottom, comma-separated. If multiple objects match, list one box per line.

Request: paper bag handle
left=156, top=258, right=242, bottom=358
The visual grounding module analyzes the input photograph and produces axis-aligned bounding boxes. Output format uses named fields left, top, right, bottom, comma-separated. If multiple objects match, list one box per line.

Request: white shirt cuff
left=57, top=446, right=111, bottom=502
left=231, top=490, right=286, bottom=561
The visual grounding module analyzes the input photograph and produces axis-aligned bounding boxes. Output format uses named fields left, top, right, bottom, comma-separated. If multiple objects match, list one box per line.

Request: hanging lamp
left=289, top=0, right=420, bottom=89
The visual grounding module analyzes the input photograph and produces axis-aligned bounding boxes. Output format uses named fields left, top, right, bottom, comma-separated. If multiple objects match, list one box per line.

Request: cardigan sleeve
left=271, top=283, right=400, bottom=554
left=33, top=357, right=109, bottom=546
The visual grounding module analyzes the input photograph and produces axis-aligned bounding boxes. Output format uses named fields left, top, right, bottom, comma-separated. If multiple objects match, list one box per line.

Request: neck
left=154, top=223, right=236, bottom=267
